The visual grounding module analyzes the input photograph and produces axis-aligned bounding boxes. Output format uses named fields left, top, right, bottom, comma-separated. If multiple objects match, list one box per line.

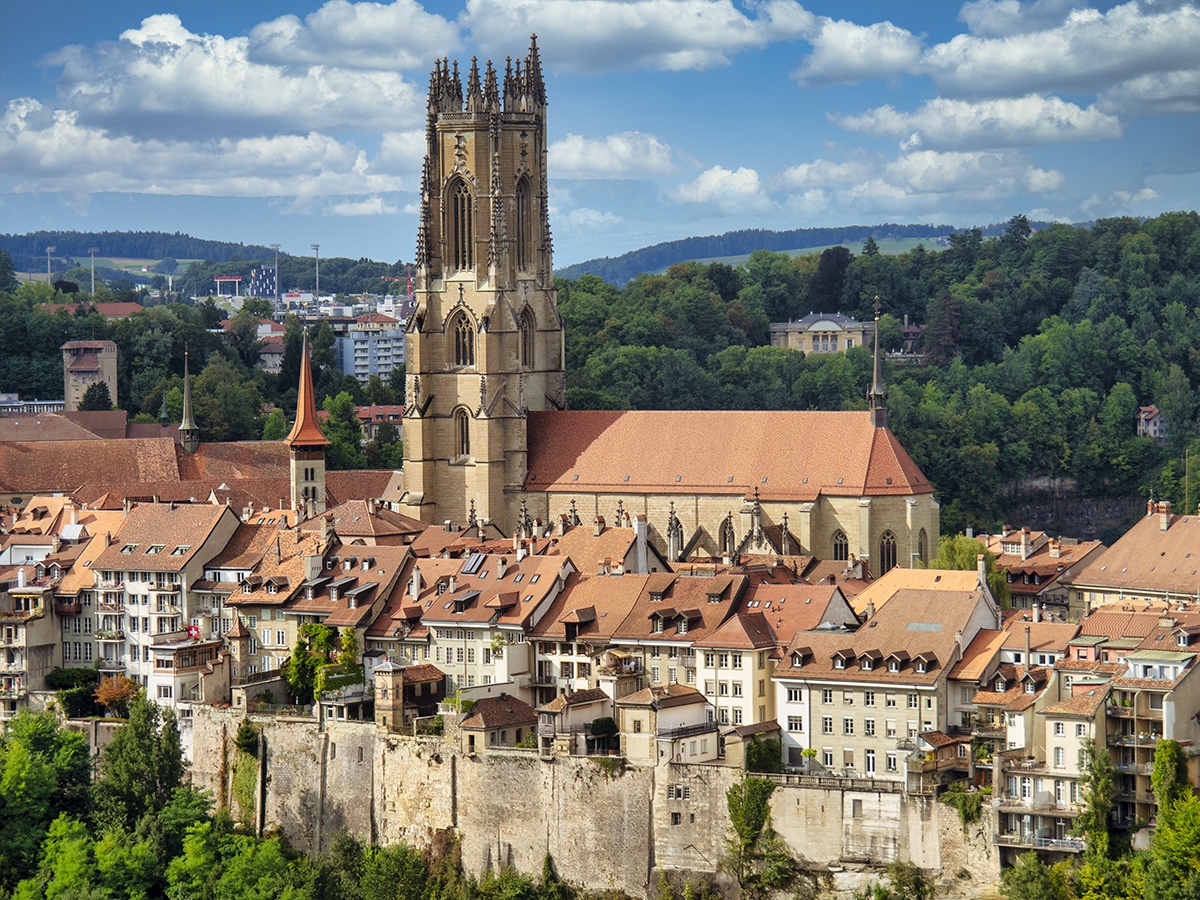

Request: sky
left=2, top=0, right=1199, bottom=268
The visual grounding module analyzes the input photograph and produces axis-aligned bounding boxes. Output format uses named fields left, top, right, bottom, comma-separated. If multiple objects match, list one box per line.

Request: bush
left=234, top=718, right=259, bottom=756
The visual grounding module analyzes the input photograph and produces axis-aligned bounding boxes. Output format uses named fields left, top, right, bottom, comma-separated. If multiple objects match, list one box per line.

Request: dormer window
left=861, top=659, right=872, bottom=671
left=915, top=661, right=926, bottom=674
left=888, top=660, right=900, bottom=673
left=652, top=617, right=664, bottom=634
left=267, top=583, right=277, bottom=595
left=146, top=544, right=164, bottom=555
left=1179, top=633, right=1190, bottom=647
left=171, top=545, right=190, bottom=556
left=834, top=657, right=845, bottom=669
left=121, top=543, right=139, bottom=554
left=1024, top=680, right=1035, bottom=694
left=676, top=619, right=688, bottom=635
left=995, top=677, right=1006, bottom=691
left=242, top=582, right=253, bottom=594
left=650, top=592, right=664, bottom=603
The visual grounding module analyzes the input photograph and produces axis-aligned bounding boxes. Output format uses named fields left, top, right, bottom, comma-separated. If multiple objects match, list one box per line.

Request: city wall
left=185, top=706, right=1000, bottom=898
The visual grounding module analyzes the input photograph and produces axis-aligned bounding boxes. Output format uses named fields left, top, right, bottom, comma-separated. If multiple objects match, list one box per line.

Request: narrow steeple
left=286, top=338, right=329, bottom=449
left=868, top=295, right=888, bottom=429
left=466, top=57, right=483, bottom=112
left=179, top=346, right=200, bottom=454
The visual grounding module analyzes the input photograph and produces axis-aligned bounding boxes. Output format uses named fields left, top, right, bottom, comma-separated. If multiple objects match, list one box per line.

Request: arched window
left=832, top=530, right=849, bottom=561
left=452, top=313, right=475, bottom=367
left=879, top=530, right=898, bottom=576
left=519, top=308, right=535, bottom=369
left=917, top=528, right=928, bottom=564
left=447, top=178, right=474, bottom=272
left=455, top=408, right=471, bottom=458
left=515, top=177, right=533, bottom=271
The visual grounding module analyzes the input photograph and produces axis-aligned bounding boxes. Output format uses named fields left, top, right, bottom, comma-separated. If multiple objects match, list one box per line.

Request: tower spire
left=179, top=345, right=199, bottom=453
left=286, top=338, right=329, bottom=448
left=868, top=295, right=888, bottom=429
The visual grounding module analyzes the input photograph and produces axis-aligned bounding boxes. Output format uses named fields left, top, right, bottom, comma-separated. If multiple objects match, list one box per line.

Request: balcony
left=96, top=601, right=125, bottom=614
left=996, top=797, right=1082, bottom=817
left=1005, top=757, right=1047, bottom=773
left=152, top=605, right=181, bottom=616
left=0, top=686, right=27, bottom=699
left=1109, top=733, right=1163, bottom=747
left=0, top=608, right=42, bottom=621
left=1116, top=762, right=1153, bottom=775
left=994, top=834, right=1085, bottom=853
left=54, top=599, right=81, bottom=616
left=97, top=631, right=125, bottom=642
left=152, top=629, right=190, bottom=645
left=0, top=660, right=25, bottom=673
left=1117, top=790, right=1155, bottom=804
left=96, top=658, right=124, bottom=671
left=657, top=721, right=719, bottom=741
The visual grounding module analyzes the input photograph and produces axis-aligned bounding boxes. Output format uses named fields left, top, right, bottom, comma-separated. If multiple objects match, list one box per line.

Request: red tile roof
left=525, top=410, right=932, bottom=501
left=286, top=340, right=329, bottom=449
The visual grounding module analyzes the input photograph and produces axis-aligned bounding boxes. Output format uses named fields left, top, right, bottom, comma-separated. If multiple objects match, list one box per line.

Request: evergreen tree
left=77, top=380, right=112, bottom=411
left=92, top=693, right=185, bottom=832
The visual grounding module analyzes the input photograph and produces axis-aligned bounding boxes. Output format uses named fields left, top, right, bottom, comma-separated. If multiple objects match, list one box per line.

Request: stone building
left=62, top=340, right=118, bottom=411
left=769, top=312, right=869, bottom=354
left=399, top=39, right=939, bottom=574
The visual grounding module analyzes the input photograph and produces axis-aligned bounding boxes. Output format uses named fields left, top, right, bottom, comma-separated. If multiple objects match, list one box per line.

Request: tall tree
left=78, top=380, right=112, bottom=411
left=92, top=693, right=185, bottom=832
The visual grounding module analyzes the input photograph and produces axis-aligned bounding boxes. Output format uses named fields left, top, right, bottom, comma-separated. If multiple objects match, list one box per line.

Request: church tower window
left=448, top=178, right=474, bottom=272
left=516, top=177, right=533, bottom=271
left=879, top=531, right=898, bottom=576
left=917, top=528, right=928, bottom=564
left=453, top=313, right=475, bottom=367
left=519, top=308, right=535, bottom=369
left=455, top=408, right=471, bottom=458
left=833, top=530, right=849, bottom=561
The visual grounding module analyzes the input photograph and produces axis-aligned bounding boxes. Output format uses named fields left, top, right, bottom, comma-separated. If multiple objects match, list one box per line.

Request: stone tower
left=286, top=339, right=329, bottom=516
left=402, top=37, right=566, bottom=536
left=374, top=658, right=406, bottom=732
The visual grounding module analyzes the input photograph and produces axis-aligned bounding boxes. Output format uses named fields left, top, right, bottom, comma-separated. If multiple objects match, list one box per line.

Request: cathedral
left=401, top=38, right=939, bottom=576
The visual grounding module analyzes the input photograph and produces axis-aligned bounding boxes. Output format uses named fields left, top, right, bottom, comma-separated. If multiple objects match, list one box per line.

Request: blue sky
left=2, top=0, right=1199, bottom=268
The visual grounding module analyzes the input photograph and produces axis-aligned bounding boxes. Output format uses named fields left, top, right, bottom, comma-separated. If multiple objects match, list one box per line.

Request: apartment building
left=91, top=504, right=241, bottom=698
left=978, top=526, right=1104, bottom=618
left=773, top=586, right=998, bottom=781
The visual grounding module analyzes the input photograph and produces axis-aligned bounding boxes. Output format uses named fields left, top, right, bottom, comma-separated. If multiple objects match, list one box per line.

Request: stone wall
left=186, top=707, right=1003, bottom=897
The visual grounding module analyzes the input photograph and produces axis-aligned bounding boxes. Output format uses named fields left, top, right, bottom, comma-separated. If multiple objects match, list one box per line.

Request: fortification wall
left=186, top=708, right=1003, bottom=897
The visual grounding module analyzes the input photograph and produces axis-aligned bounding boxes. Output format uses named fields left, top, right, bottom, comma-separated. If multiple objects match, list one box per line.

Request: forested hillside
left=557, top=213, right=1200, bottom=539
left=555, top=220, right=1055, bottom=286
left=0, top=230, right=278, bottom=275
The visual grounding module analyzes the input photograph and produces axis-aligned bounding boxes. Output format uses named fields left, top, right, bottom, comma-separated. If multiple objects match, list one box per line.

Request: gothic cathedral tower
left=403, top=38, right=566, bottom=535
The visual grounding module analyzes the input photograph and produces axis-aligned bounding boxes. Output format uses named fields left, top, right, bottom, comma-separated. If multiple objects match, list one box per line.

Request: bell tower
left=403, top=37, right=566, bottom=535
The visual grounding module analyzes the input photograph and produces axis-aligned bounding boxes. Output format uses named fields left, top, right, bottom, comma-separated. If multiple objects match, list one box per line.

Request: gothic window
left=879, top=530, right=898, bottom=576
left=515, top=177, right=532, bottom=271
left=519, top=308, right=535, bottom=369
left=917, top=528, right=928, bottom=564
left=833, top=530, right=849, bottom=561
left=455, top=408, right=471, bottom=458
left=447, top=178, right=474, bottom=272
left=452, top=313, right=475, bottom=368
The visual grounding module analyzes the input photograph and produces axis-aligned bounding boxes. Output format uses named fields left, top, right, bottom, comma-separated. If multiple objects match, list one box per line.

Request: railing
left=994, top=834, right=1085, bottom=852
left=1110, top=734, right=1163, bottom=747
left=598, top=660, right=643, bottom=677
left=996, top=798, right=1081, bottom=815
left=657, top=721, right=718, bottom=741
left=152, top=605, right=181, bottom=616
left=0, top=609, right=41, bottom=620
left=247, top=701, right=314, bottom=718
left=1005, top=758, right=1047, bottom=773
left=54, top=599, right=81, bottom=616
left=97, top=658, right=124, bottom=671
left=96, top=602, right=125, bottom=614
left=759, top=771, right=905, bottom=793
left=895, top=739, right=916, bottom=751
left=242, top=666, right=285, bottom=685
left=1117, top=790, right=1156, bottom=804
left=0, top=687, right=26, bottom=699
left=0, top=660, right=26, bottom=673
left=1117, top=762, right=1154, bottom=775
left=97, top=631, right=125, bottom=642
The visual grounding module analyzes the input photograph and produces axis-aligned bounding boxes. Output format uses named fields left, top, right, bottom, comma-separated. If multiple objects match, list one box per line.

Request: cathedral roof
left=524, top=410, right=932, bottom=501
left=285, top=339, right=329, bottom=449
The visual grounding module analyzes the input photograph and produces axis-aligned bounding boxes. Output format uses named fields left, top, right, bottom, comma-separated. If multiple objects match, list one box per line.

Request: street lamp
left=45, top=246, right=56, bottom=283
left=89, top=248, right=99, bottom=295
left=311, top=244, right=320, bottom=298
left=270, top=243, right=281, bottom=305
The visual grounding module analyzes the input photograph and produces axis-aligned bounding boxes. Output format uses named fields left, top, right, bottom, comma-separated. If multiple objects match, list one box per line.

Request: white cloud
left=778, top=158, right=873, bottom=189
left=670, top=165, right=775, bottom=214
left=958, top=0, right=1082, bottom=38
left=792, top=17, right=923, bottom=86
left=835, top=95, right=1123, bottom=150
left=566, top=207, right=623, bottom=229
left=249, top=0, right=459, bottom=70
left=326, top=196, right=399, bottom=216
left=1100, top=68, right=1200, bottom=115
left=374, top=130, right=426, bottom=177
left=921, top=2, right=1200, bottom=98
left=549, top=132, right=676, bottom=179
left=0, top=99, right=402, bottom=198
left=1080, top=186, right=1160, bottom=214
left=881, top=149, right=1064, bottom=197
left=465, top=0, right=814, bottom=73
left=50, top=14, right=422, bottom=140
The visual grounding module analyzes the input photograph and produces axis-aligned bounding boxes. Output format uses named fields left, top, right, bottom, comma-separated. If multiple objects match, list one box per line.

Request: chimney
left=1160, top=500, right=1172, bottom=532
left=447, top=575, right=457, bottom=593
left=1048, top=540, right=1060, bottom=559
left=322, top=513, right=334, bottom=544
left=67, top=502, right=77, bottom=526
left=866, top=600, right=875, bottom=620
left=513, top=531, right=520, bottom=551
left=965, top=525, right=974, bottom=539
left=17, top=567, right=25, bottom=588
left=1032, top=602, right=1040, bottom=623
left=1021, top=527, right=1031, bottom=560
left=597, top=559, right=609, bottom=577
left=612, top=561, right=625, bottom=576
left=272, top=538, right=280, bottom=565
left=409, top=565, right=422, bottom=600
left=976, top=554, right=987, bottom=586
left=558, top=515, right=569, bottom=537
left=1148, top=498, right=1156, bottom=518
left=516, top=546, right=527, bottom=562
left=280, top=497, right=287, bottom=512
left=496, top=557, right=508, bottom=579
left=123, top=499, right=132, bottom=515
left=594, top=516, right=605, bottom=537
left=635, top=515, right=648, bottom=575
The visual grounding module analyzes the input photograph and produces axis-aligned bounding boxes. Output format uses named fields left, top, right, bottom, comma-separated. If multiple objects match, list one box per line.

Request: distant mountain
left=0, top=230, right=281, bottom=274
left=555, top=221, right=1057, bottom=287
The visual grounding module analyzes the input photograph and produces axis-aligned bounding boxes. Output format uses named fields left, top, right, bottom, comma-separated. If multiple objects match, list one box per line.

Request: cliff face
left=184, top=706, right=1002, bottom=898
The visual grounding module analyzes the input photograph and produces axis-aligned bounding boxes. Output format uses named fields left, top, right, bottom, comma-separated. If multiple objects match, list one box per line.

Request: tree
left=1001, top=852, right=1071, bottom=900
left=78, top=380, right=112, bottom=411
left=926, top=535, right=1010, bottom=608
left=1153, top=739, right=1192, bottom=815
left=285, top=623, right=336, bottom=705
left=323, top=391, right=366, bottom=470
left=0, top=248, right=18, bottom=293
left=1076, top=736, right=1117, bottom=859
left=261, top=408, right=287, bottom=441
left=156, top=257, right=179, bottom=275
left=226, top=308, right=265, bottom=369
left=92, top=692, right=185, bottom=832
left=724, top=778, right=793, bottom=899
left=94, top=674, right=139, bottom=717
